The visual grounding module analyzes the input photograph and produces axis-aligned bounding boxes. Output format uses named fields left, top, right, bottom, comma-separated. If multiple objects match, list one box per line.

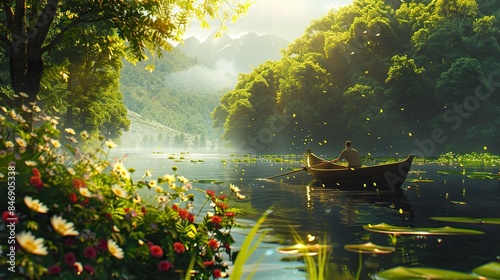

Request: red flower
left=98, top=239, right=108, bottom=251
left=149, top=245, right=163, bottom=258
left=213, top=269, right=222, bottom=278
left=64, top=238, right=76, bottom=246
left=32, top=168, right=41, bottom=177
left=48, top=265, right=61, bottom=275
left=72, top=178, right=85, bottom=189
left=218, top=194, right=227, bottom=200
left=147, top=241, right=154, bottom=248
left=216, top=202, right=228, bottom=210
left=141, top=206, right=146, bottom=215
left=2, top=211, right=18, bottom=223
left=178, top=208, right=195, bottom=223
left=206, top=190, right=215, bottom=198
left=208, top=239, right=219, bottom=250
left=83, top=265, right=95, bottom=275
left=224, top=212, right=236, bottom=218
left=157, top=260, right=173, bottom=272
left=203, top=260, right=215, bottom=267
left=64, top=252, right=76, bottom=266
left=83, top=246, right=97, bottom=259
left=69, top=193, right=78, bottom=203
left=173, top=242, right=185, bottom=254
left=211, top=215, right=222, bottom=225
left=172, top=204, right=179, bottom=211
left=29, top=176, right=43, bottom=189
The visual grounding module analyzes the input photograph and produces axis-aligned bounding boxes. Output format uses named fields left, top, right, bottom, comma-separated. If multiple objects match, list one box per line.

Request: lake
left=112, top=150, right=500, bottom=279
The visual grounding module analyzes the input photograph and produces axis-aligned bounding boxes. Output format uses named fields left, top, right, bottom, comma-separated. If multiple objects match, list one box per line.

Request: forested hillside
left=119, top=48, right=226, bottom=142
left=212, top=0, right=500, bottom=156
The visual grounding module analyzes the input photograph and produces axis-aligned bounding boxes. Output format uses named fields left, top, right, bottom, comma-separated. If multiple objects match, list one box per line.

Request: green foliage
left=0, top=104, right=247, bottom=279
left=119, top=49, right=222, bottom=137
left=212, top=0, right=500, bottom=155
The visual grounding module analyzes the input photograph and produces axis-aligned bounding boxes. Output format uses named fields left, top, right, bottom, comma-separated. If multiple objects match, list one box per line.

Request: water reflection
left=112, top=151, right=500, bottom=279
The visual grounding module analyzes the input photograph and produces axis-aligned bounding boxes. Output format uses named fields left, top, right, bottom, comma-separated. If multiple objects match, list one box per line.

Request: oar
left=264, top=161, right=331, bottom=179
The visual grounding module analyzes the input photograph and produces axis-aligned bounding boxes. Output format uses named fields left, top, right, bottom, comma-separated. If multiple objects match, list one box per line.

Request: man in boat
left=332, top=141, right=362, bottom=168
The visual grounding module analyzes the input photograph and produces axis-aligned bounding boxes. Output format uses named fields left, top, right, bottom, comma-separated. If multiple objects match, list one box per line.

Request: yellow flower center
left=55, top=223, right=68, bottom=233
left=24, top=240, right=37, bottom=253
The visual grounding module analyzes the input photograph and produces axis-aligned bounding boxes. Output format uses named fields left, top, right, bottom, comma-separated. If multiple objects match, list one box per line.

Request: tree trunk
left=7, top=0, right=58, bottom=122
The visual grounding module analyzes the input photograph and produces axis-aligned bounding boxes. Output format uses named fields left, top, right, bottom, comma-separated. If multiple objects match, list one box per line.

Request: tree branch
left=41, top=7, right=105, bottom=53
left=3, top=3, right=14, bottom=29
left=14, top=0, right=25, bottom=29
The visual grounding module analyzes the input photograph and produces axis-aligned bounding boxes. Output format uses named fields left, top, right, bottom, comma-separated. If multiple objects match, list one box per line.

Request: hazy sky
left=186, top=0, right=354, bottom=42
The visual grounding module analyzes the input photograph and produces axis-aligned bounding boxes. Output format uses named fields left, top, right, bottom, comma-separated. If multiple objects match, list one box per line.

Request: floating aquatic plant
left=363, top=223, right=485, bottom=235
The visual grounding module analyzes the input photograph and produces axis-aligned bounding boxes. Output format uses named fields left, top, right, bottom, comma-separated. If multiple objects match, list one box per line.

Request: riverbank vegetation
left=213, top=0, right=500, bottom=155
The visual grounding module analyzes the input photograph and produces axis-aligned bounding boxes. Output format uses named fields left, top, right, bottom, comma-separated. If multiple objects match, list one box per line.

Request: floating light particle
left=408, top=132, right=413, bottom=137
left=400, top=108, right=405, bottom=111
left=484, top=146, right=488, bottom=150
left=380, top=109, right=383, bottom=113
left=292, top=113, right=296, bottom=118
left=366, top=117, right=370, bottom=121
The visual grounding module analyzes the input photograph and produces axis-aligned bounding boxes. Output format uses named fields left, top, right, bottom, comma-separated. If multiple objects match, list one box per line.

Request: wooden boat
left=306, top=149, right=414, bottom=192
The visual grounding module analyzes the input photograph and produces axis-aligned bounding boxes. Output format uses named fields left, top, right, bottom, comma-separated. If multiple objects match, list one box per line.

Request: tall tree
left=0, top=0, right=250, bottom=112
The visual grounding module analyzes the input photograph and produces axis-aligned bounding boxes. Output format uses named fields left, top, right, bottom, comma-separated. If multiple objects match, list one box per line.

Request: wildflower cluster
left=0, top=104, right=243, bottom=279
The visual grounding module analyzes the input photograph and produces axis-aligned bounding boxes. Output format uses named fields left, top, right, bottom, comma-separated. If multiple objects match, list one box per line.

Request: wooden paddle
left=264, top=161, right=331, bottom=179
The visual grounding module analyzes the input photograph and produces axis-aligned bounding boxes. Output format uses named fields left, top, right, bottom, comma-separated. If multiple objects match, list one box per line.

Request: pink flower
left=64, top=252, right=76, bottom=266
left=83, top=264, right=95, bottom=275
left=48, top=265, right=61, bottom=275
left=173, top=242, right=185, bottom=254
left=98, top=239, right=108, bottom=251
left=84, top=246, right=97, bottom=259
left=157, top=260, right=173, bottom=272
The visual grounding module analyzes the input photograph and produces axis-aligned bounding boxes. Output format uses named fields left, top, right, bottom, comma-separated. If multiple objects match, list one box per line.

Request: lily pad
left=407, top=179, right=434, bottom=183
left=430, top=217, right=500, bottom=224
left=437, top=170, right=465, bottom=175
left=373, top=266, right=482, bottom=280
left=344, top=242, right=395, bottom=254
left=276, top=244, right=331, bottom=256
left=195, top=179, right=224, bottom=184
left=363, top=223, right=484, bottom=235
left=467, top=174, right=494, bottom=180
left=472, top=262, right=500, bottom=279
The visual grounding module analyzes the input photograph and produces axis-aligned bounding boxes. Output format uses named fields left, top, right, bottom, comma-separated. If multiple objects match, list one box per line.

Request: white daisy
left=107, top=239, right=124, bottom=259
left=50, top=215, right=79, bottom=236
left=111, top=184, right=128, bottom=198
left=24, top=196, right=49, bottom=213
left=16, top=231, right=48, bottom=256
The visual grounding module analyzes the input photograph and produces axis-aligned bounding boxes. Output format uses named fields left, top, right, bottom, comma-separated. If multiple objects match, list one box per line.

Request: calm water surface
left=113, top=150, right=500, bottom=279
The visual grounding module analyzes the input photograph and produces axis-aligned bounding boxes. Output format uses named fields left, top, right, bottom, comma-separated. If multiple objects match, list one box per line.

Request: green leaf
left=363, top=223, right=484, bottom=235
left=374, top=266, right=482, bottom=279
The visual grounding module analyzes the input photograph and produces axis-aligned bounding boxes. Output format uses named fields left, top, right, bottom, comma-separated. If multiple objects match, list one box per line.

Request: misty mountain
left=120, top=33, right=289, bottom=144
left=178, top=32, right=289, bottom=73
